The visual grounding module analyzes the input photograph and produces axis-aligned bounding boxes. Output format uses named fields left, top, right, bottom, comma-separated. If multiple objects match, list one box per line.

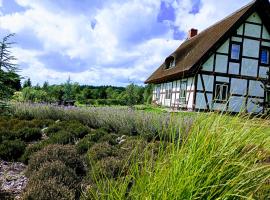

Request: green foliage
left=22, top=178, right=75, bottom=200
left=28, top=161, right=79, bottom=189
left=0, top=139, right=26, bottom=161
left=87, top=142, right=117, bottom=161
left=27, top=144, right=85, bottom=176
left=20, top=142, right=45, bottom=164
left=76, top=135, right=94, bottom=154
left=15, top=127, right=42, bottom=142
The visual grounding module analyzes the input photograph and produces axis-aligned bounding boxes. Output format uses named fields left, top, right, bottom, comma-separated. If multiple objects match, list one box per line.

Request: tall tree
left=23, top=78, right=32, bottom=88
left=0, top=34, right=20, bottom=103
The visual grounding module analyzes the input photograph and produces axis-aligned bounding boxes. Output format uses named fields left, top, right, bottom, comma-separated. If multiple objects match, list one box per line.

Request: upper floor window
left=260, top=47, right=270, bottom=65
left=214, top=82, right=229, bottom=103
left=230, top=42, right=241, bottom=62
left=165, top=56, right=176, bottom=69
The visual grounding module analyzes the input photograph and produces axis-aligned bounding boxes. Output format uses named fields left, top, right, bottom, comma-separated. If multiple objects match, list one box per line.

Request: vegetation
left=1, top=103, right=270, bottom=199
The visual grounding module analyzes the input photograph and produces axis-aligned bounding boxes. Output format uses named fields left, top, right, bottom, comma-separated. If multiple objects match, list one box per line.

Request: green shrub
left=29, top=161, right=79, bottom=189
left=48, top=130, right=74, bottom=145
left=89, top=128, right=107, bottom=142
left=98, top=133, right=119, bottom=145
left=44, top=123, right=64, bottom=137
left=15, top=127, right=42, bottom=142
left=22, top=178, right=75, bottom=200
left=87, top=142, right=117, bottom=162
left=0, top=139, right=26, bottom=161
left=76, top=135, right=94, bottom=154
left=66, top=121, right=90, bottom=138
left=27, top=144, right=85, bottom=176
left=20, top=142, right=45, bottom=164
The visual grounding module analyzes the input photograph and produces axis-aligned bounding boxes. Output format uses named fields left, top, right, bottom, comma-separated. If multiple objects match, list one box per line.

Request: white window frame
left=179, top=80, right=187, bottom=104
left=214, top=82, right=229, bottom=102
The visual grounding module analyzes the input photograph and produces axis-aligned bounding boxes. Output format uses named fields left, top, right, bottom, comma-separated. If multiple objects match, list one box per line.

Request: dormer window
left=165, top=56, right=176, bottom=69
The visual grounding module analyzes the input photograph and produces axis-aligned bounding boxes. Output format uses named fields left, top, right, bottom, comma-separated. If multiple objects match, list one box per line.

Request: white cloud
left=0, top=0, right=259, bottom=86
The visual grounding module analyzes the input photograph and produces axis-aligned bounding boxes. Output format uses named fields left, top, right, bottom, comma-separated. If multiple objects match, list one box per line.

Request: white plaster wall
left=246, top=12, right=262, bottom=24
left=195, top=93, right=207, bottom=110
left=241, top=58, right=258, bottom=77
left=217, top=39, right=229, bottom=54
left=259, top=66, right=269, bottom=79
left=228, top=96, right=246, bottom=113
left=242, top=39, right=260, bottom=58
left=249, top=80, right=264, bottom=97
left=230, top=78, right=247, bottom=95
left=262, top=26, right=270, bottom=40
left=237, top=24, right=244, bottom=35
left=213, top=103, right=227, bottom=111
left=215, top=54, right=228, bottom=73
left=207, top=93, right=213, bottom=110
left=262, top=41, right=270, bottom=47
left=228, top=62, right=240, bottom=74
left=247, top=98, right=263, bottom=113
left=232, top=37, right=242, bottom=42
left=244, top=23, right=261, bottom=38
left=202, top=75, right=214, bottom=92
left=187, top=77, right=194, bottom=91
left=202, top=55, right=214, bottom=71
left=216, top=76, right=229, bottom=83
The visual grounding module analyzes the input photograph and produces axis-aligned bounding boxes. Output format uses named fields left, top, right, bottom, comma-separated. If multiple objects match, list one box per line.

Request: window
left=156, top=85, right=160, bottom=100
left=165, top=56, right=175, bottom=69
left=179, top=80, right=187, bottom=104
left=230, top=42, right=241, bottom=61
left=165, top=83, right=172, bottom=99
left=260, top=47, right=270, bottom=65
left=214, top=82, right=229, bottom=102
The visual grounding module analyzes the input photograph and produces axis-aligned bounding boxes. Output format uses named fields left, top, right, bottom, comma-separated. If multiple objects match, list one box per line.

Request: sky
left=0, top=0, right=253, bottom=86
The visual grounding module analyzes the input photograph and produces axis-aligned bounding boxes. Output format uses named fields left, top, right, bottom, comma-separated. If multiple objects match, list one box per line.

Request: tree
left=0, top=33, right=20, bottom=108
left=63, top=76, right=73, bottom=102
left=23, top=78, right=32, bottom=88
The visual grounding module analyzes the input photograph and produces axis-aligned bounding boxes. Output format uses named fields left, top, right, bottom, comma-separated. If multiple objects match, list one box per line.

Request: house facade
left=145, top=0, right=270, bottom=113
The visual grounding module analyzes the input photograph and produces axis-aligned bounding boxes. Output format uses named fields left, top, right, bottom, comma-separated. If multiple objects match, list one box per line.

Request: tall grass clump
left=85, top=114, right=270, bottom=199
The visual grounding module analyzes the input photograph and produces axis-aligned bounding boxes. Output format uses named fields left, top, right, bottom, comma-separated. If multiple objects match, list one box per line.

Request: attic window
left=165, top=56, right=176, bottom=69
left=230, top=42, right=241, bottom=62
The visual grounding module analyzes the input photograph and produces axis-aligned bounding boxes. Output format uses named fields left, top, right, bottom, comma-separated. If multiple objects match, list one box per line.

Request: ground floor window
left=179, top=80, right=187, bottom=104
left=165, top=83, right=172, bottom=99
left=156, top=85, right=160, bottom=100
left=214, top=82, right=229, bottom=103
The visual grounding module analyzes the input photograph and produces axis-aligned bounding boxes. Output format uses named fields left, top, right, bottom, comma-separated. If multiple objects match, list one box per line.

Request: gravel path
left=0, top=160, right=28, bottom=199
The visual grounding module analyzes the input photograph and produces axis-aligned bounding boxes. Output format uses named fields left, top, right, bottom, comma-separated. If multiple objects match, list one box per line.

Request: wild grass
left=84, top=114, right=270, bottom=199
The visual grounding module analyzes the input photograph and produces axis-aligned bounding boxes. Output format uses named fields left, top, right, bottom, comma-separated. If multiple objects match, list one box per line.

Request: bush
left=20, top=142, right=45, bottom=164
left=29, top=161, right=79, bottom=189
left=22, top=178, right=75, bottom=200
left=89, top=128, right=107, bottom=142
left=87, top=142, right=117, bottom=163
left=0, top=139, right=26, bottom=161
left=98, top=133, right=119, bottom=145
left=76, top=135, right=94, bottom=154
left=27, top=144, right=85, bottom=176
left=15, top=127, right=42, bottom=142
left=44, top=123, right=63, bottom=137
left=48, top=130, right=74, bottom=145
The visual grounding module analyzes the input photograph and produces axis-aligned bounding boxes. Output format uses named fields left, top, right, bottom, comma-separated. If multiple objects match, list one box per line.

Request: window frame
left=155, top=85, right=161, bottom=100
left=179, top=80, right=187, bottom=104
left=214, top=82, right=229, bottom=103
left=259, top=46, right=270, bottom=66
left=229, top=41, right=242, bottom=63
left=165, top=56, right=176, bottom=69
left=165, top=83, right=172, bottom=100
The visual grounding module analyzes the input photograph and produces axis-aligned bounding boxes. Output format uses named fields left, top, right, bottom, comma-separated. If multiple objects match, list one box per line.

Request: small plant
left=29, top=161, right=79, bottom=189
left=0, top=139, right=26, bottom=161
left=27, top=144, right=85, bottom=176
left=76, top=135, right=94, bottom=154
left=22, top=178, right=75, bottom=200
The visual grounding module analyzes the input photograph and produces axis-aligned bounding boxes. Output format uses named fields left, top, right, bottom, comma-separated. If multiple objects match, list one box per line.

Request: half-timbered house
left=145, top=0, right=270, bottom=113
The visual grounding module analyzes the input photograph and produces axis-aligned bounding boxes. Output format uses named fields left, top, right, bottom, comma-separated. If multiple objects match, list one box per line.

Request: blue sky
left=0, top=0, right=252, bottom=86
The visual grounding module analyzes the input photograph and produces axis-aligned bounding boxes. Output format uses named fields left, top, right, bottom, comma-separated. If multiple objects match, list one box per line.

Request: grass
left=84, top=114, right=270, bottom=199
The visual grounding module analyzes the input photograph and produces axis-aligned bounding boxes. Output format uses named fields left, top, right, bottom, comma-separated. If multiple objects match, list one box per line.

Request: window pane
left=215, top=85, right=221, bottom=100
left=231, top=44, right=240, bottom=60
left=221, top=85, right=228, bottom=100
left=261, top=49, right=269, bottom=64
